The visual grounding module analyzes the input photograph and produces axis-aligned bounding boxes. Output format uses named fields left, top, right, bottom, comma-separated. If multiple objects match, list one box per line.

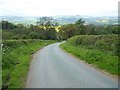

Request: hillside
left=0, top=15, right=118, bottom=25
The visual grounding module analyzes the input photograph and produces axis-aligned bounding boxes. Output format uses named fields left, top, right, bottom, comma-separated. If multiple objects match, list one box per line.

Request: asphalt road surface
left=26, top=43, right=118, bottom=88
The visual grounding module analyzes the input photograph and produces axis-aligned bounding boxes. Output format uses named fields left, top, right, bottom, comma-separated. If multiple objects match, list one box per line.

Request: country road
left=26, top=43, right=118, bottom=88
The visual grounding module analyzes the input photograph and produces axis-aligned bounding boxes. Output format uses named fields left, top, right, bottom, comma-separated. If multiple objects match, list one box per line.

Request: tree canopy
left=1, top=18, right=118, bottom=40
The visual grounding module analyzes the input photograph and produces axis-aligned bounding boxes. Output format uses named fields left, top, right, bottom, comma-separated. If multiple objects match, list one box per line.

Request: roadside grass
left=2, top=40, right=57, bottom=88
left=60, top=41, right=118, bottom=76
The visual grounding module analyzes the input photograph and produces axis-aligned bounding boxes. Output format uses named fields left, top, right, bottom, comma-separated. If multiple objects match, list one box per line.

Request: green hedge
left=67, top=35, right=118, bottom=56
left=60, top=35, right=119, bottom=75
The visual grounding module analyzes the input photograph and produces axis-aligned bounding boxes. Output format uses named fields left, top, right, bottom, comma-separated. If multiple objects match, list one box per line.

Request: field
left=60, top=35, right=119, bottom=76
left=2, top=40, right=57, bottom=89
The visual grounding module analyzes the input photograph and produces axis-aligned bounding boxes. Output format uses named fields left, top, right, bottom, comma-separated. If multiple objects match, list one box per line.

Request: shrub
left=67, top=35, right=118, bottom=56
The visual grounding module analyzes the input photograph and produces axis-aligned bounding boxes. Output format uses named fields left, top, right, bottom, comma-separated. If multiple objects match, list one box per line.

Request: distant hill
left=0, top=15, right=118, bottom=25
left=0, top=16, right=38, bottom=25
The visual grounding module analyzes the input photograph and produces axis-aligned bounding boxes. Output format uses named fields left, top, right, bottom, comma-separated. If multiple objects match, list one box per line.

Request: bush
left=67, top=35, right=118, bottom=56
left=60, top=37, right=118, bottom=75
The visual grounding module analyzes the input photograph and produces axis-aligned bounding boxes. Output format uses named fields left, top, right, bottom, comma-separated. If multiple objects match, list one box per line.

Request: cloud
left=0, top=0, right=118, bottom=16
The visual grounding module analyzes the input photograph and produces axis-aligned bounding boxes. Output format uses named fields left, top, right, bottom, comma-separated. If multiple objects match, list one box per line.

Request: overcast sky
left=0, top=0, right=119, bottom=16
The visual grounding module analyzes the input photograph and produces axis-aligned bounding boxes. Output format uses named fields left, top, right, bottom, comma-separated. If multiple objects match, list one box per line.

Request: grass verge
left=60, top=42, right=118, bottom=76
left=2, top=40, right=57, bottom=89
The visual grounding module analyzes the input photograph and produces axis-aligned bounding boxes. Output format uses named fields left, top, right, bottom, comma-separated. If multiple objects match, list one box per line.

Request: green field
left=60, top=35, right=119, bottom=76
left=2, top=40, right=57, bottom=89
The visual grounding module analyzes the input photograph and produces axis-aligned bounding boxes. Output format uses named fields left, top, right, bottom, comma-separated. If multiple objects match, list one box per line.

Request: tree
left=59, top=24, right=77, bottom=39
left=86, top=24, right=96, bottom=35
left=75, top=19, right=85, bottom=25
left=75, top=19, right=86, bottom=35
left=46, top=28, right=57, bottom=40
left=28, top=32, right=38, bottom=39
left=58, top=19, right=86, bottom=40
left=2, top=21, right=16, bottom=30
left=36, top=17, right=58, bottom=40
left=36, top=17, right=58, bottom=29
left=105, top=25, right=118, bottom=34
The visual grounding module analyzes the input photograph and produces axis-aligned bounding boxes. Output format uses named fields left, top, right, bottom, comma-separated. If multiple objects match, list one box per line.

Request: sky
left=0, top=0, right=119, bottom=16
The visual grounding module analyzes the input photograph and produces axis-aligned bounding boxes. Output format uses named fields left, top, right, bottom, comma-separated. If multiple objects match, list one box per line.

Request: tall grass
left=60, top=35, right=119, bottom=76
left=2, top=40, right=56, bottom=89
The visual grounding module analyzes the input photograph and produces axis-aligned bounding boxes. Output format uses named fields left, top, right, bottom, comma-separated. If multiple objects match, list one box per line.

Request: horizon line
left=0, top=15, right=118, bottom=17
